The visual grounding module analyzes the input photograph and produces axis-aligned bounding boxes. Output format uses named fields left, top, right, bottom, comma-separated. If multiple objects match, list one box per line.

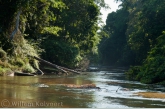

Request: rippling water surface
left=0, top=68, right=165, bottom=108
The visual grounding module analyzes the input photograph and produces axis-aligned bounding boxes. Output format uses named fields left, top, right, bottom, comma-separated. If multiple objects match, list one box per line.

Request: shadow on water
left=0, top=67, right=165, bottom=108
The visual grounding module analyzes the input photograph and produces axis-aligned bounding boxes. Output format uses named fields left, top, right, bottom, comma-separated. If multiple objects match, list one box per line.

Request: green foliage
left=53, top=0, right=100, bottom=54
left=126, top=0, right=165, bottom=64
left=125, top=66, right=141, bottom=80
left=22, top=63, right=35, bottom=73
left=140, top=56, right=165, bottom=84
left=0, top=48, right=7, bottom=61
left=0, top=0, right=107, bottom=75
left=125, top=32, right=165, bottom=84
left=0, top=66, right=12, bottom=76
left=41, top=37, right=81, bottom=67
left=98, top=8, right=130, bottom=66
left=135, top=32, right=165, bottom=84
left=126, top=0, right=165, bottom=84
left=38, top=0, right=102, bottom=67
left=99, top=0, right=165, bottom=84
left=42, top=26, right=62, bottom=36
left=13, top=58, right=25, bottom=67
left=0, top=60, right=12, bottom=69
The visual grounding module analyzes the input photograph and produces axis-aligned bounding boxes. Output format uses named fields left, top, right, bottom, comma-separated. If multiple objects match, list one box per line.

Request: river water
left=0, top=68, right=165, bottom=108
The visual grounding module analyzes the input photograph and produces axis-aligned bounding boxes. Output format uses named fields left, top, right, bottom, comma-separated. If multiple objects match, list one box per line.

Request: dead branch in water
left=116, top=87, right=120, bottom=92
left=33, top=56, right=81, bottom=74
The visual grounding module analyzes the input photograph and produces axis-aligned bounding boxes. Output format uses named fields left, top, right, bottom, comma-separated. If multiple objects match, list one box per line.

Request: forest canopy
left=0, top=0, right=107, bottom=75
left=1, top=0, right=165, bottom=85
left=99, top=0, right=165, bottom=84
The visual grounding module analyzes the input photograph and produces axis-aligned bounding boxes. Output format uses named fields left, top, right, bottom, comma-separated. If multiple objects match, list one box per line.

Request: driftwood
left=61, top=84, right=100, bottom=89
left=56, top=65, right=81, bottom=74
left=33, top=56, right=67, bottom=73
left=34, top=67, right=44, bottom=75
left=33, top=56, right=81, bottom=74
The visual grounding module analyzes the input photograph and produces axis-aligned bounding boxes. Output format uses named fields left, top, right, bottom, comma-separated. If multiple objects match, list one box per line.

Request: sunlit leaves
left=0, top=0, right=107, bottom=68
left=42, top=26, right=62, bottom=36
left=50, top=0, right=66, bottom=9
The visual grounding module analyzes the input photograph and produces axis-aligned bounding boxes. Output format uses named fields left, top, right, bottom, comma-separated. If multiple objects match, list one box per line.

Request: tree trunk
left=33, top=56, right=81, bottom=74
left=10, top=10, right=21, bottom=40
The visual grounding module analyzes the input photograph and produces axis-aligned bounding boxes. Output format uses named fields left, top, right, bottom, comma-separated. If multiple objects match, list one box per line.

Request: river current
left=0, top=68, right=165, bottom=108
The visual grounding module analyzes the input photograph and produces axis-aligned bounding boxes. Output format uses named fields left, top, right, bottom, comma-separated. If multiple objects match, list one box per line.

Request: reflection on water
left=0, top=68, right=165, bottom=108
left=0, top=77, right=39, bottom=100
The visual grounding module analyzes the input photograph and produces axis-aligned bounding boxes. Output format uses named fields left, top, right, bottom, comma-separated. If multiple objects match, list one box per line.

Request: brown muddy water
left=0, top=68, right=165, bottom=108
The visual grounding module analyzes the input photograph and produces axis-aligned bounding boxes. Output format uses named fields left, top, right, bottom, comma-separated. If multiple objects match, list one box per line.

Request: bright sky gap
left=100, top=0, right=121, bottom=24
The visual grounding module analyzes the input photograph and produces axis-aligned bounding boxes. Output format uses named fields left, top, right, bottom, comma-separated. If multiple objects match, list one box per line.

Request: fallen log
left=34, top=67, right=44, bottom=75
left=15, top=72, right=36, bottom=76
left=33, top=56, right=67, bottom=73
left=33, top=56, right=81, bottom=74
left=57, top=65, right=81, bottom=74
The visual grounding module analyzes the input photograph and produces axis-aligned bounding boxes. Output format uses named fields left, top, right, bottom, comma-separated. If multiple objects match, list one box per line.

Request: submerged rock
left=30, top=83, right=49, bottom=87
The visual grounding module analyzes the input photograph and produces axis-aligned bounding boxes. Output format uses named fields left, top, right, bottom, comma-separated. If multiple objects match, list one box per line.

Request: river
left=0, top=67, right=165, bottom=108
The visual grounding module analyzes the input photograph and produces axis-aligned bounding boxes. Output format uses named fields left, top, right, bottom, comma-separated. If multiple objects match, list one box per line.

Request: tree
left=40, top=0, right=101, bottom=67
left=98, top=8, right=130, bottom=66
left=122, top=0, right=165, bottom=84
left=131, top=32, right=165, bottom=84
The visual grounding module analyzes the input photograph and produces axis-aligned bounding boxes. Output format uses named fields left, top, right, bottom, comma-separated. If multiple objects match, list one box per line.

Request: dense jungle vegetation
left=0, top=0, right=108, bottom=75
left=1, top=0, right=165, bottom=85
left=99, top=0, right=165, bottom=84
